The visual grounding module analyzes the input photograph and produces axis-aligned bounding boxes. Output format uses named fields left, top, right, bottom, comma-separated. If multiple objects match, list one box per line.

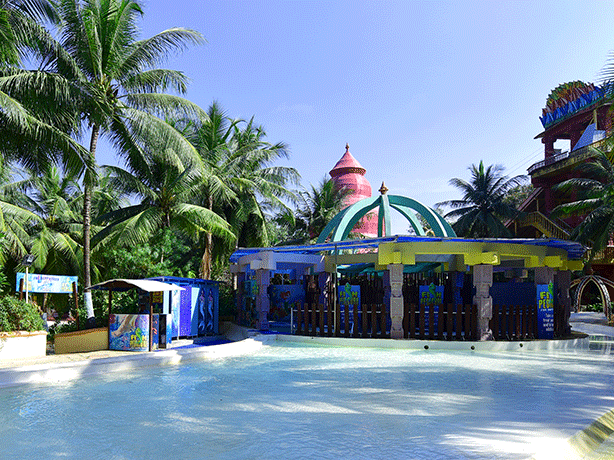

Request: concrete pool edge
left=0, top=336, right=270, bottom=388
left=272, top=333, right=590, bottom=352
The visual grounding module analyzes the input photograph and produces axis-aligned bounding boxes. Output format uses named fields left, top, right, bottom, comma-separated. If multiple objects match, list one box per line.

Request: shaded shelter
left=88, top=279, right=184, bottom=351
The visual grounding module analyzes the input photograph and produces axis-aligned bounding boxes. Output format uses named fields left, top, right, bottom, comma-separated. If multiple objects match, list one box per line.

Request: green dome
left=317, top=190, right=456, bottom=243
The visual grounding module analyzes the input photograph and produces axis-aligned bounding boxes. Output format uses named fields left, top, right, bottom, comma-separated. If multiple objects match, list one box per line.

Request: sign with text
left=420, top=283, right=444, bottom=332
left=339, top=283, right=361, bottom=333
left=16, top=273, right=78, bottom=294
left=537, top=283, right=554, bottom=339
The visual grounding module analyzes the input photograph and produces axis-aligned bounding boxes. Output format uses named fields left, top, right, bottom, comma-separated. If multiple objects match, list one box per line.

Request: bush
left=0, top=296, right=45, bottom=333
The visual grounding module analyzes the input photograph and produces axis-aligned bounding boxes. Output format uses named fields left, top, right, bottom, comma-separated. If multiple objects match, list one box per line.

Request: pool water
left=2, top=342, right=613, bottom=459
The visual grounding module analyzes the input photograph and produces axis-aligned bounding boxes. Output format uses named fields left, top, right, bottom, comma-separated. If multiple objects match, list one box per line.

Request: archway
left=317, top=187, right=456, bottom=243
left=570, top=275, right=614, bottom=318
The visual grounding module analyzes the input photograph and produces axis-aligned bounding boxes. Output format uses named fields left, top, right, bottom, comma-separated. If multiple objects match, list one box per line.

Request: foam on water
left=1, top=342, right=613, bottom=459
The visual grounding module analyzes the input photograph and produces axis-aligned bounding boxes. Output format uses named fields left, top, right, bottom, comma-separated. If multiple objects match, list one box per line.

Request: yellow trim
left=377, top=241, right=579, bottom=269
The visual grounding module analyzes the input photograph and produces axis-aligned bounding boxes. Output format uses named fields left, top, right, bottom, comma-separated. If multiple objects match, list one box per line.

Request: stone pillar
left=535, top=267, right=554, bottom=285
left=555, top=270, right=572, bottom=335
left=473, top=264, right=493, bottom=341
left=386, top=264, right=404, bottom=339
left=255, top=269, right=270, bottom=331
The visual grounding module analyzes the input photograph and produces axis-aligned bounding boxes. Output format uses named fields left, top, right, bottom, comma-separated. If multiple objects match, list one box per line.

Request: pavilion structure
left=232, top=187, right=584, bottom=341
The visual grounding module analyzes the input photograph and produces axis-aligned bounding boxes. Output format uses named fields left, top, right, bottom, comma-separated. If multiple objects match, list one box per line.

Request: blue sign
left=420, top=284, right=444, bottom=333
left=537, top=283, right=554, bottom=339
left=16, top=273, right=78, bottom=294
left=339, top=283, right=361, bottom=333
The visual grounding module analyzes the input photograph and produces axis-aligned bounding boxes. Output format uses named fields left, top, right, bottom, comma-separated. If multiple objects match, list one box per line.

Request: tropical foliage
left=0, top=0, right=324, bottom=324
left=437, top=161, right=525, bottom=238
left=551, top=149, right=614, bottom=253
left=184, top=102, right=299, bottom=278
left=276, top=176, right=351, bottom=243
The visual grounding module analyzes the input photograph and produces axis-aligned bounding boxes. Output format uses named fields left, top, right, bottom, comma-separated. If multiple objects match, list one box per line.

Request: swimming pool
left=2, top=342, right=613, bottom=459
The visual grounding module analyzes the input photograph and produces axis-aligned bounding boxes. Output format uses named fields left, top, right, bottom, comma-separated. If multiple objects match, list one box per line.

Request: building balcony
left=528, top=141, right=605, bottom=178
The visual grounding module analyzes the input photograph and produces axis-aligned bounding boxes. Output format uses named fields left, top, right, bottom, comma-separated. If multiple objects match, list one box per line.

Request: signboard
left=339, top=283, right=360, bottom=333
left=269, top=284, right=305, bottom=323
left=15, top=273, right=78, bottom=294
left=420, top=283, right=444, bottom=332
left=109, top=314, right=149, bottom=351
left=537, top=283, right=554, bottom=339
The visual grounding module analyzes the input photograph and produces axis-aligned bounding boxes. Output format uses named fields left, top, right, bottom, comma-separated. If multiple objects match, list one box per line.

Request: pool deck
left=1, top=315, right=613, bottom=459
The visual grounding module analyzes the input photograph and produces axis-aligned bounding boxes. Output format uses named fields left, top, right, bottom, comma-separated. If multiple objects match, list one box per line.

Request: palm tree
left=93, top=144, right=233, bottom=258
left=0, top=157, right=43, bottom=265
left=0, top=0, right=58, bottom=67
left=22, top=164, right=83, bottom=275
left=185, top=103, right=299, bottom=278
left=12, top=0, right=205, bottom=320
left=291, top=177, right=352, bottom=242
left=437, top=161, right=525, bottom=238
left=551, top=150, right=614, bottom=253
left=0, top=0, right=89, bottom=173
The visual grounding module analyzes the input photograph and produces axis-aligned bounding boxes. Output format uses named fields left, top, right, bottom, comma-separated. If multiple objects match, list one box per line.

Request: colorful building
left=512, top=80, right=614, bottom=312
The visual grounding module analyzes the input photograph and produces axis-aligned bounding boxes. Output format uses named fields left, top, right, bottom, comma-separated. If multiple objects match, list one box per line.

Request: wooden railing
left=294, top=301, right=389, bottom=338
left=293, top=301, right=561, bottom=340
left=403, top=303, right=478, bottom=340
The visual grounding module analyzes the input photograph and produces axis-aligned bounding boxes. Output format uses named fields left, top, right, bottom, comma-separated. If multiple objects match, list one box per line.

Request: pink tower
left=329, top=144, right=378, bottom=237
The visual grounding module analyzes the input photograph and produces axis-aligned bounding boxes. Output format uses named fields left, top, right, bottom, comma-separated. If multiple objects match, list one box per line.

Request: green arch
left=317, top=194, right=456, bottom=243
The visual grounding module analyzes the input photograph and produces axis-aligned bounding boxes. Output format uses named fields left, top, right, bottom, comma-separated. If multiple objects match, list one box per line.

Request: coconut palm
left=93, top=143, right=233, bottom=257
left=0, top=0, right=89, bottom=173
left=0, top=157, right=43, bottom=264
left=551, top=150, right=614, bottom=253
left=0, top=0, right=58, bottom=67
left=437, top=161, right=525, bottom=238
left=185, top=103, right=299, bottom=278
left=21, top=165, right=82, bottom=274
left=8, top=0, right=206, bottom=319
left=287, top=177, right=352, bottom=243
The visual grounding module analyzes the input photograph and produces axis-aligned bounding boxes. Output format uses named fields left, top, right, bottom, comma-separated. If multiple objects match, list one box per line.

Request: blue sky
left=97, top=0, right=614, bottom=233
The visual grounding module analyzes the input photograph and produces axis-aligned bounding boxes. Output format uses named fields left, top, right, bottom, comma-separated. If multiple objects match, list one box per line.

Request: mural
left=269, top=285, right=305, bottom=323
left=109, top=314, right=149, bottom=351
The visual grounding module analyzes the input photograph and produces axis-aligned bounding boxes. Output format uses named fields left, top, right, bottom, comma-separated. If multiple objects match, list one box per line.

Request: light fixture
left=22, top=254, right=35, bottom=267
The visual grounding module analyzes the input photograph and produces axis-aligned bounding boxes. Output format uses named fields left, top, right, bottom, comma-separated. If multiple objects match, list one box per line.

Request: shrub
left=0, top=296, right=45, bottom=333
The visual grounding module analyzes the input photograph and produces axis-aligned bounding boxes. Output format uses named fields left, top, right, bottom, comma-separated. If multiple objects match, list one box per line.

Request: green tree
left=22, top=164, right=82, bottom=275
left=551, top=150, right=614, bottom=252
left=437, top=161, right=525, bottom=238
left=24, top=0, right=205, bottom=320
left=93, top=143, right=233, bottom=259
left=185, top=103, right=299, bottom=278
left=0, top=157, right=44, bottom=265
left=286, top=177, right=351, bottom=243
left=0, top=0, right=88, bottom=173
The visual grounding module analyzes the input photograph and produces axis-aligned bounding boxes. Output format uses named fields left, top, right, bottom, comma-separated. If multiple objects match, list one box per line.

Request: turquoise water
left=2, top=343, right=614, bottom=459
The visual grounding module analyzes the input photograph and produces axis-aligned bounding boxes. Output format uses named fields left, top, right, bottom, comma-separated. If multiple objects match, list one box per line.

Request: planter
left=54, top=327, right=109, bottom=354
left=0, top=331, right=47, bottom=360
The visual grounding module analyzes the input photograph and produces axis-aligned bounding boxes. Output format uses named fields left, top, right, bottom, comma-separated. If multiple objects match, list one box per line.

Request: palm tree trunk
left=83, top=124, right=99, bottom=321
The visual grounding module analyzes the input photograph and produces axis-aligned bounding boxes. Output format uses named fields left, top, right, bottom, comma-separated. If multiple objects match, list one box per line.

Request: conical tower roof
left=329, top=144, right=366, bottom=177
